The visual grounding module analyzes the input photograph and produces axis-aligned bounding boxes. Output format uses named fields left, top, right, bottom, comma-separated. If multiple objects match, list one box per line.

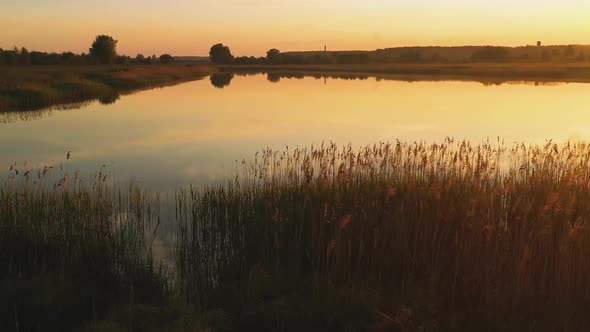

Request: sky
left=1, top=0, right=589, bottom=56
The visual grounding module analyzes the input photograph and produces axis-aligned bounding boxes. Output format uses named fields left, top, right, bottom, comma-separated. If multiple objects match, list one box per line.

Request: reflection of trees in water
left=265, top=72, right=370, bottom=83
left=235, top=72, right=258, bottom=77
left=267, top=73, right=281, bottom=83
left=0, top=73, right=568, bottom=124
left=327, top=73, right=369, bottom=80
left=0, top=110, right=52, bottom=124
left=0, top=101, right=93, bottom=123
left=98, top=93, right=120, bottom=105
left=257, top=71, right=570, bottom=87
left=210, top=72, right=235, bottom=89
left=506, top=81, right=563, bottom=87
left=0, top=99, right=98, bottom=123
left=222, top=70, right=570, bottom=87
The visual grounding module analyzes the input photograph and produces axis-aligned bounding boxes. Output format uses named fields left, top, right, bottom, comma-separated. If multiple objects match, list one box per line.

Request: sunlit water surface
left=2, top=73, right=590, bottom=192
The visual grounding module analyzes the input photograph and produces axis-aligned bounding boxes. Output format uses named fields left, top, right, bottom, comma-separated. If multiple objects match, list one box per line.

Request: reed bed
left=6, top=139, right=590, bottom=330
left=0, top=164, right=169, bottom=331
left=176, top=139, right=590, bottom=331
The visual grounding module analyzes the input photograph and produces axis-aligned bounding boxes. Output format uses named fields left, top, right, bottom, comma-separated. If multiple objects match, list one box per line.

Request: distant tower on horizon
left=324, top=45, right=327, bottom=52
left=537, top=41, right=542, bottom=47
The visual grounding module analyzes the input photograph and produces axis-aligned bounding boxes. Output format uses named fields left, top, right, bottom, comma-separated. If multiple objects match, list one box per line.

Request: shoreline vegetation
left=3, top=62, right=590, bottom=113
left=0, top=65, right=215, bottom=112
left=5, top=140, right=590, bottom=331
left=220, top=62, right=590, bottom=84
left=3, top=38, right=590, bottom=112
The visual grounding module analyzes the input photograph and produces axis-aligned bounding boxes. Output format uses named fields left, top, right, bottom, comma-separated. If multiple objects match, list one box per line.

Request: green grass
left=0, top=65, right=215, bottom=112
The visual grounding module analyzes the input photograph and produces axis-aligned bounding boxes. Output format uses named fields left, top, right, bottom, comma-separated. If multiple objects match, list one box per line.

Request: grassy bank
left=0, top=65, right=215, bottom=112
left=5, top=139, right=590, bottom=330
left=220, top=62, right=590, bottom=83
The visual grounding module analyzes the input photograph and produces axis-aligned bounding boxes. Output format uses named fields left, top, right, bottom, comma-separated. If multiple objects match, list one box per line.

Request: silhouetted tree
left=116, top=55, right=130, bottom=65
left=234, top=56, right=265, bottom=65
left=18, top=47, right=31, bottom=65
left=159, top=54, right=174, bottom=64
left=210, top=72, right=234, bottom=88
left=89, top=35, right=118, bottom=64
left=3, top=48, right=18, bottom=64
left=60, top=52, right=76, bottom=64
left=135, top=53, right=151, bottom=64
left=267, top=49, right=281, bottom=64
left=0, top=47, right=102, bottom=65
left=209, top=44, right=233, bottom=64
left=29, top=51, right=46, bottom=65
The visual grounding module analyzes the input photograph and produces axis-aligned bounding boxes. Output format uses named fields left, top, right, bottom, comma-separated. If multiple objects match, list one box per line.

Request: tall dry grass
left=6, top=138, right=590, bottom=330
left=0, top=163, right=169, bottom=330
left=176, top=139, right=590, bottom=330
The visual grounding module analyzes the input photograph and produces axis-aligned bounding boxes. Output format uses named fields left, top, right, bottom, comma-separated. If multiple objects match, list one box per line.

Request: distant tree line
left=3, top=37, right=588, bottom=66
left=470, top=47, right=511, bottom=62
left=209, top=43, right=590, bottom=65
left=0, top=35, right=176, bottom=65
left=209, top=44, right=370, bottom=65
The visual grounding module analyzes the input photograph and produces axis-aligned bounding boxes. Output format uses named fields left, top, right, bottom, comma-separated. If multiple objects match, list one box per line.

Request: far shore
left=218, top=62, right=590, bottom=84
left=3, top=62, right=590, bottom=112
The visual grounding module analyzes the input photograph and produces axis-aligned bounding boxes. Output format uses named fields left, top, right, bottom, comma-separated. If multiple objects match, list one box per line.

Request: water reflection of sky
left=2, top=74, right=590, bottom=192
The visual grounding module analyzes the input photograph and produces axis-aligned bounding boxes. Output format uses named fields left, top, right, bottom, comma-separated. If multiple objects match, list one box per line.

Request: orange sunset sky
left=1, top=0, right=589, bottom=56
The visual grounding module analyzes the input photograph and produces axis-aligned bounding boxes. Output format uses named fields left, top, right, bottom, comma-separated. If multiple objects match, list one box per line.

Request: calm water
left=2, top=73, right=590, bottom=191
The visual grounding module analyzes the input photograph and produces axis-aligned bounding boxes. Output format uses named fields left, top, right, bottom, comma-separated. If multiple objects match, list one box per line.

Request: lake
left=2, top=72, right=590, bottom=192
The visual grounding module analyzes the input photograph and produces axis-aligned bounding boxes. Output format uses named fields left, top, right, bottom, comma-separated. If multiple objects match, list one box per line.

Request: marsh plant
left=176, top=139, right=590, bottom=331
left=5, top=139, right=590, bottom=331
left=0, top=161, right=169, bottom=331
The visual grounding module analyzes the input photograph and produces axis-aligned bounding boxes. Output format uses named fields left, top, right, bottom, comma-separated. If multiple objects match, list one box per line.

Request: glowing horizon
left=1, top=0, right=589, bottom=57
